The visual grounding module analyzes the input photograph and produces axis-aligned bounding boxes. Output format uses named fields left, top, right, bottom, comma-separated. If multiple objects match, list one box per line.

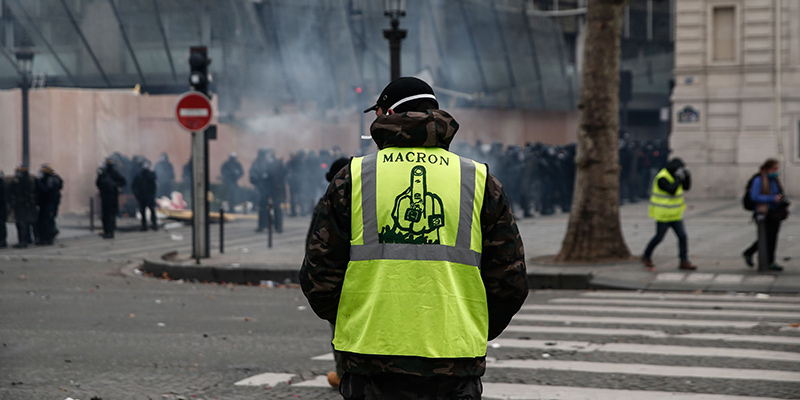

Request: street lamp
left=383, top=0, right=407, bottom=81
left=16, top=50, right=34, bottom=168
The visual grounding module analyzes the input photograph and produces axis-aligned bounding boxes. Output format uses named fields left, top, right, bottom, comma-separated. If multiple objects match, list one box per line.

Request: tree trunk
left=555, top=0, right=631, bottom=262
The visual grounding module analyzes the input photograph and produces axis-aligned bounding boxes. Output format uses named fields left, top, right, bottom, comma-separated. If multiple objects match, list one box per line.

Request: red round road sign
left=175, top=92, right=212, bottom=132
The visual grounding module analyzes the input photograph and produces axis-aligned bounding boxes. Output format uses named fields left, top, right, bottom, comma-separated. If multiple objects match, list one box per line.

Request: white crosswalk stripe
left=237, top=291, right=800, bottom=398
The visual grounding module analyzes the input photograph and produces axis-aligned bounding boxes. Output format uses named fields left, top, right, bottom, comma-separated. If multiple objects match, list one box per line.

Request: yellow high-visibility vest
left=334, top=147, right=488, bottom=358
left=649, top=168, right=685, bottom=222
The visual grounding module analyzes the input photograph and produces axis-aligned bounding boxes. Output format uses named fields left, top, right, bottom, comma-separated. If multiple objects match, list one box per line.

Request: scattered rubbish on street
left=490, top=343, right=501, bottom=349
left=170, top=233, right=184, bottom=241
left=134, top=269, right=143, bottom=275
left=260, top=280, right=276, bottom=287
left=542, top=353, right=551, bottom=358
left=755, top=293, right=770, bottom=299
left=297, top=306, right=307, bottom=311
left=157, top=323, right=166, bottom=327
left=155, top=299, right=162, bottom=304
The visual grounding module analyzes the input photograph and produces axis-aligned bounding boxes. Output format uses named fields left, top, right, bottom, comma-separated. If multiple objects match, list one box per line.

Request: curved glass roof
left=0, top=0, right=578, bottom=112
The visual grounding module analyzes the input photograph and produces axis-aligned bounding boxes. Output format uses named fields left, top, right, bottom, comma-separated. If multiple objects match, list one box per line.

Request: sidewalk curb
left=142, top=257, right=299, bottom=285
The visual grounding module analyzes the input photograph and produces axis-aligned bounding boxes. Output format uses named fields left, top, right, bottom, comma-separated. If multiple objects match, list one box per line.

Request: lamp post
left=383, top=0, right=407, bottom=81
left=16, top=50, right=34, bottom=168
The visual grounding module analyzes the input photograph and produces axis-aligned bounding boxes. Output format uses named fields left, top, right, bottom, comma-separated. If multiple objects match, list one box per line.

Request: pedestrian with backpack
left=742, top=158, right=789, bottom=271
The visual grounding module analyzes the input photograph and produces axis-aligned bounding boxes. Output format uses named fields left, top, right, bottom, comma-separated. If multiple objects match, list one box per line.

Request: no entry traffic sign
left=176, top=91, right=212, bottom=132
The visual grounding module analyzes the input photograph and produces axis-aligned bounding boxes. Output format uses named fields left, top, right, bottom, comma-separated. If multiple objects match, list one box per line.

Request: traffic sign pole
left=191, top=131, right=208, bottom=261
left=176, top=91, right=213, bottom=262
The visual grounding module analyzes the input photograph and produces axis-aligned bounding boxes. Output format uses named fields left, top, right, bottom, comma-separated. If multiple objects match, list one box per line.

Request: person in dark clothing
left=35, top=163, right=63, bottom=245
left=96, top=159, right=127, bottom=239
left=641, top=157, right=697, bottom=271
left=133, top=160, right=158, bottom=231
left=304, top=156, right=350, bottom=389
left=220, top=152, right=244, bottom=209
left=153, top=153, right=175, bottom=198
left=0, top=171, right=7, bottom=248
left=8, top=165, right=38, bottom=248
left=742, top=158, right=789, bottom=271
left=300, top=77, right=527, bottom=399
left=249, top=148, right=284, bottom=233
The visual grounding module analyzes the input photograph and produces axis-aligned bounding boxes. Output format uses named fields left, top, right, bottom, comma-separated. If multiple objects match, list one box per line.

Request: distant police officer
left=249, top=148, right=284, bottom=233
left=221, top=152, right=244, bottom=208
left=96, top=159, right=127, bottom=239
left=35, top=163, right=63, bottom=245
left=133, top=159, right=158, bottom=231
left=8, top=165, right=37, bottom=248
left=153, top=152, right=175, bottom=198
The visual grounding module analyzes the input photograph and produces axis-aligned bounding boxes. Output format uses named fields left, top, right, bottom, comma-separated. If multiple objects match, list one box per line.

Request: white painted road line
left=550, top=298, right=800, bottom=310
left=513, top=314, right=761, bottom=328
left=490, top=339, right=800, bottom=362
left=520, top=305, right=800, bottom=319
left=503, top=325, right=800, bottom=345
left=579, top=292, right=800, bottom=303
left=487, top=359, right=800, bottom=382
left=233, top=372, right=296, bottom=387
left=482, top=383, right=788, bottom=400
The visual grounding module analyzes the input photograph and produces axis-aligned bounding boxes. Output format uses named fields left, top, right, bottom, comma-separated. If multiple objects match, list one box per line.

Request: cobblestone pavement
left=2, top=258, right=799, bottom=399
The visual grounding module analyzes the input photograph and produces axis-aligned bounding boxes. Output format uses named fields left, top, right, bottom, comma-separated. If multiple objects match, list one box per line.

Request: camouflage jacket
left=300, top=109, right=528, bottom=377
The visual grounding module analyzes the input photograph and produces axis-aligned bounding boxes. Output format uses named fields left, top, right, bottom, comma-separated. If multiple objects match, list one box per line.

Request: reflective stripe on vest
left=649, top=168, right=685, bottom=222
left=336, top=148, right=488, bottom=359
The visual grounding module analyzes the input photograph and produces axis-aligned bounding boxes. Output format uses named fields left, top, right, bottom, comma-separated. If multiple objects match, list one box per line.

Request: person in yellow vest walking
left=641, top=157, right=697, bottom=271
left=300, top=77, right=528, bottom=399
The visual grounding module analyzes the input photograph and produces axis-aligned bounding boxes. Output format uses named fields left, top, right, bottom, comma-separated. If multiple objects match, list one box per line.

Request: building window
left=711, top=6, right=736, bottom=62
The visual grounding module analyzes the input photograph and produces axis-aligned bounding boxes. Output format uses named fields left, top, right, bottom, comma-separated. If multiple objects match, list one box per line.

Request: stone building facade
left=672, top=0, right=799, bottom=197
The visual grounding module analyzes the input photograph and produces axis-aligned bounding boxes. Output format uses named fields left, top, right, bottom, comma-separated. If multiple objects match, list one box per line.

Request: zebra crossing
left=236, top=290, right=800, bottom=399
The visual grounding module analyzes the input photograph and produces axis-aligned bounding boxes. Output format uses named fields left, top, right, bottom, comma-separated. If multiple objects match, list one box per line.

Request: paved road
left=2, top=257, right=799, bottom=399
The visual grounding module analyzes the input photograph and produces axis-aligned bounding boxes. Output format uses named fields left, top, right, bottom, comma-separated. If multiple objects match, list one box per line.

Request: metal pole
left=219, top=208, right=224, bottom=254
left=21, top=78, right=30, bottom=167
left=89, top=197, right=94, bottom=233
left=384, top=19, right=406, bottom=81
left=191, top=131, right=208, bottom=261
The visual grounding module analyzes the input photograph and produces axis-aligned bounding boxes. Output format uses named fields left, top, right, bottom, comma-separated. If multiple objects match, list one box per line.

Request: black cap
left=363, top=77, right=438, bottom=113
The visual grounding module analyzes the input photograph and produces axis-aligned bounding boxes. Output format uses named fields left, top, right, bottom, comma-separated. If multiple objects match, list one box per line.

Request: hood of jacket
left=369, top=109, right=459, bottom=150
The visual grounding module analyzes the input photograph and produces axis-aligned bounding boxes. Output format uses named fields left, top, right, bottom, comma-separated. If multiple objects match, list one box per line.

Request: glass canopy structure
left=0, top=0, right=578, bottom=114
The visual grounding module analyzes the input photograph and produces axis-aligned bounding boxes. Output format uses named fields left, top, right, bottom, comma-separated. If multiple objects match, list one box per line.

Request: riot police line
left=86, top=137, right=668, bottom=240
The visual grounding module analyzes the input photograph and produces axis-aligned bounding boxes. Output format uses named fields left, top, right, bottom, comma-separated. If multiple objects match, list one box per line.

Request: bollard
left=219, top=208, right=225, bottom=254
left=89, top=197, right=95, bottom=233
left=756, top=213, right=770, bottom=272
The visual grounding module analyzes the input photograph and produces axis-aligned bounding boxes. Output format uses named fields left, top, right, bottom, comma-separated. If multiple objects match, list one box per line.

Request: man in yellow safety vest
left=641, top=157, right=698, bottom=271
left=300, top=77, right=528, bottom=399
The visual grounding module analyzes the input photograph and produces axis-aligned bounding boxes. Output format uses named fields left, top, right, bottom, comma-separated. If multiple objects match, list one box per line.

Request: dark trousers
left=744, top=218, right=782, bottom=265
left=138, top=201, right=157, bottom=230
left=257, top=197, right=283, bottom=232
left=643, top=220, right=688, bottom=262
left=0, top=214, right=6, bottom=246
left=16, top=221, right=34, bottom=245
left=101, top=198, right=117, bottom=238
left=37, top=203, right=58, bottom=244
left=340, top=373, right=482, bottom=400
